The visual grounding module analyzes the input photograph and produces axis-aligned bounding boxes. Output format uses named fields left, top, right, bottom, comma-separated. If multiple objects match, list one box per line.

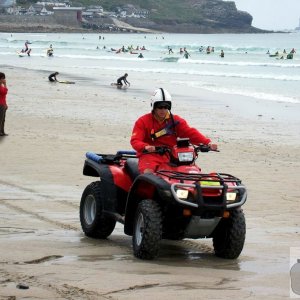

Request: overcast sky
left=227, top=0, right=300, bottom=30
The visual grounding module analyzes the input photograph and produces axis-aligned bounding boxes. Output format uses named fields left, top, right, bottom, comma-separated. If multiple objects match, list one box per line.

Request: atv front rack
left=157, top=170, right=247, bottom=209
left=156, top=170, right=242, bottom=183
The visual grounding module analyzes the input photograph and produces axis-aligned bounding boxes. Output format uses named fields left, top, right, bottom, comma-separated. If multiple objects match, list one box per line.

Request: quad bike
left=80, top=138, right=247, bottom=260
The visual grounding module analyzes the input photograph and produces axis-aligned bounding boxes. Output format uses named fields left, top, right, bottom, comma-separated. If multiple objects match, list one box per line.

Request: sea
left=0, top=32, right=300, bottom=105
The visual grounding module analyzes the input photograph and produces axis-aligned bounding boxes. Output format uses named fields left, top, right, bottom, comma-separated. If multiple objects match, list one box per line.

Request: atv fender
left=124, top=173, right=171, bottom=235
left=83, top=159, right=102, bottom=177
left=83, top=159, right=117, bottom=212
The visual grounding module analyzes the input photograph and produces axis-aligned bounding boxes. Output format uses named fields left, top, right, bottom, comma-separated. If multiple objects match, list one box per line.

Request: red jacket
left=0, top=85, right=8, bottom=107
left=131, top=112, right=211, bottom=156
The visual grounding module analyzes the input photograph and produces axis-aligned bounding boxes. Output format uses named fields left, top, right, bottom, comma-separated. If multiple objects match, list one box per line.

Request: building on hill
left=53, top=6, right=82, bottom=26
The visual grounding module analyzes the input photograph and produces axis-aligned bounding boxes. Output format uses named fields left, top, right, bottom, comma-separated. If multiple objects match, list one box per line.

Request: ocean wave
left=98, top=66, right=300, bottom=82
left=178, top=81, right=300, bottom=104
left=179, top=59, right=300, bottom=68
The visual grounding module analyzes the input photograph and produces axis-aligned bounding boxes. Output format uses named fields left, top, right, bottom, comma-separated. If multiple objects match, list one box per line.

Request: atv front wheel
left=133, top=200, right=162, bottom=260
left=212, top=209, right=246, bottom=259
left=80, top=181, right=116, bottom=239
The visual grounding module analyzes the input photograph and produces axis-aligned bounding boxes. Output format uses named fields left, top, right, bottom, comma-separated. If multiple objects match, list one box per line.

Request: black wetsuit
left=117, top=75, right=129, bottom=86
left=48, top=73, right=57, bottom=82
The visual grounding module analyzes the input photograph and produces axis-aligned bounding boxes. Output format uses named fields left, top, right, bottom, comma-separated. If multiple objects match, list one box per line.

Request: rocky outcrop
left=126, top=0, right=266, bottom=33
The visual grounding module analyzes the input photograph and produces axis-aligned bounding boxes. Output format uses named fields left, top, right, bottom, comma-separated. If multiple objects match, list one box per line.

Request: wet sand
left=0, top=66, right=300, bottom=299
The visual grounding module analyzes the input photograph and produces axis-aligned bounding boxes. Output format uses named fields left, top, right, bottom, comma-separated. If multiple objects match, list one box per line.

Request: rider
left=117, top=73, right=130, bottom=86
left=130, top=88, right=218, bottom=173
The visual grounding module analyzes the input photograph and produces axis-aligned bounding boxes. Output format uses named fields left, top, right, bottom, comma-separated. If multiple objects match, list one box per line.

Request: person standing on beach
left=48, top=72, right=59, bottom=82
left=117, top=73, right=130, bottom=86
left=0, top=72, right=8, bottom=136
left=130, top=88, right=217, bottom=173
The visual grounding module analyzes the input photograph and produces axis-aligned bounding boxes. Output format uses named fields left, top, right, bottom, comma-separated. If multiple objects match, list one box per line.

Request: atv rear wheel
left=212, top=209, right=246, bottom=259
left=80, top=181, right=116, bottom=239
left=133, top=200, right=162, bottom=260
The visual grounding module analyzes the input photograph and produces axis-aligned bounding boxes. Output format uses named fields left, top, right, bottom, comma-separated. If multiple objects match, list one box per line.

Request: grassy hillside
left=73, top=0, right=203, bottom=24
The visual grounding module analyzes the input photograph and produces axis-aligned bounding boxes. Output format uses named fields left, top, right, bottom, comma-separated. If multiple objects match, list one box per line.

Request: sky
left=226, top=0, right=300, bottom=30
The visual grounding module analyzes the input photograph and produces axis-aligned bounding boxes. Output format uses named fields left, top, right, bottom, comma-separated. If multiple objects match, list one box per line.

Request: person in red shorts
left=130, top=88, right=217, bottom=173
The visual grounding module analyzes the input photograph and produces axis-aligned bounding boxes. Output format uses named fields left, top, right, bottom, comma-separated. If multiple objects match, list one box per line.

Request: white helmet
left=150, top=88, right=172, bottom=110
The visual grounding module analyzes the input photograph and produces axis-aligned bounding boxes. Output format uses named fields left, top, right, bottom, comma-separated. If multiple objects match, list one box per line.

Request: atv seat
left=125, top=158, right=140, bottom=180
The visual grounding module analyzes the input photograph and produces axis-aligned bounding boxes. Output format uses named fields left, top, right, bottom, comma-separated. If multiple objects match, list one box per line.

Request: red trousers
left=138, top=153, right=169, bottom=173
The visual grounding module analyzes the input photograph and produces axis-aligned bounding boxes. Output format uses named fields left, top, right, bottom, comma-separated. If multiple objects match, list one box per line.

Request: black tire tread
left=80, top=181, right=116, bottom=239
left=133, top=200, right=162, bottom=260
left=213, top=209, right=246, bottom=259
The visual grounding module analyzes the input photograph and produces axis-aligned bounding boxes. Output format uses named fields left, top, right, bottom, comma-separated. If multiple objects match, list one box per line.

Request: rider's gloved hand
left=144, top=145, right=156, bottom=152
left=209, top=143, right=218, bottom=151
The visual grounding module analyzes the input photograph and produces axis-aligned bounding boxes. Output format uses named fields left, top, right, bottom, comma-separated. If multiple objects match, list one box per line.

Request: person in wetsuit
left=117, top=73, right=130, bottom=86
left=48, top=72, right=59, bottom=82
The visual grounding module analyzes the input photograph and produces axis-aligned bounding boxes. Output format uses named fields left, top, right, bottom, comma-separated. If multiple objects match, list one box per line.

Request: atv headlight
left=176, top=189, right=189, bottom=199
left=226, top=192, right=237, bottom=202
left=178, top=152, right=194, bottom=162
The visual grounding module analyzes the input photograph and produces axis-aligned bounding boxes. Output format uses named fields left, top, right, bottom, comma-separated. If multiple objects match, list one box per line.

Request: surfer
left=138, top=53, right=144, bottom=58
left=48, top=72, right=59, bottom=82
left=116, top=73, right=130, bottom=86
left=220, top=50, right=224, bottom=58
left=21, top=40, right=32, bottom=55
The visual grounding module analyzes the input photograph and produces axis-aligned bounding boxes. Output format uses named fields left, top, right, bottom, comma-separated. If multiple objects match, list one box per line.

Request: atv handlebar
left=196, top=144, right=219, bottom=153
left=143, top=144, right=219, bottom=155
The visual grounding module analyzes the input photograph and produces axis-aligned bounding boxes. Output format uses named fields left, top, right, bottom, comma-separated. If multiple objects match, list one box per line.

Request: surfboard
left=16, top=51, right=26, bottom=57
left=110, top=83, right=129, bottom=89
left=58, top=80, right=75, bottom=84
left=162, top=57, right=179, bottom=62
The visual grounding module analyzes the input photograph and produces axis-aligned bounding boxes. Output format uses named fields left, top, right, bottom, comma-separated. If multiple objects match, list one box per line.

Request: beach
left=0, top=64, right=299, bottom=299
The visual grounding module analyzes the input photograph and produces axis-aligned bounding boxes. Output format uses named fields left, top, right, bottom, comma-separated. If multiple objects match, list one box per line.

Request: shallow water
left=1, top=32, right=300, bottom=105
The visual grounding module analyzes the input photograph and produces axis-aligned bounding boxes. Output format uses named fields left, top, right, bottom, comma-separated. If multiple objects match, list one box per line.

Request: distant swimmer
left=47, top=44, right=54, bottom=57
left=138, top=53, right=144, bottom=58
left=220, top=50, right=224, bottom=58
left=167, top=46, right=173, bottom=54
left=183, top=50, right=190, bottom=59
left=116, top=73, right=130, bottom=86
left=48, top=72, right=59, bottom=82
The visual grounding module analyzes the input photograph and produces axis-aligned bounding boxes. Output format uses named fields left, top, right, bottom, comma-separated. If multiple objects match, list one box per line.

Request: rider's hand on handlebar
left=144, top=145, right=156, bottom=153
left=209, top=143, right=218, bottom=151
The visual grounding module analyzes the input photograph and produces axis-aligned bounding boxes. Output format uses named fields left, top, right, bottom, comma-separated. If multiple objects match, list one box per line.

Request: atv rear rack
left=86, top=151, right=137, bottom=164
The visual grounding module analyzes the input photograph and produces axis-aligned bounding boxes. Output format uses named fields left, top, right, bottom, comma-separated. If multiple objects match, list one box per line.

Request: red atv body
left=80, top=138, right=247, bottom=260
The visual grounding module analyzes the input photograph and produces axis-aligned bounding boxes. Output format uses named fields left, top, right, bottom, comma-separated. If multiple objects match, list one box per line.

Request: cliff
left=0, top=0, right=268, bottom=33
left=93, top=0, right=267, bottom=33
